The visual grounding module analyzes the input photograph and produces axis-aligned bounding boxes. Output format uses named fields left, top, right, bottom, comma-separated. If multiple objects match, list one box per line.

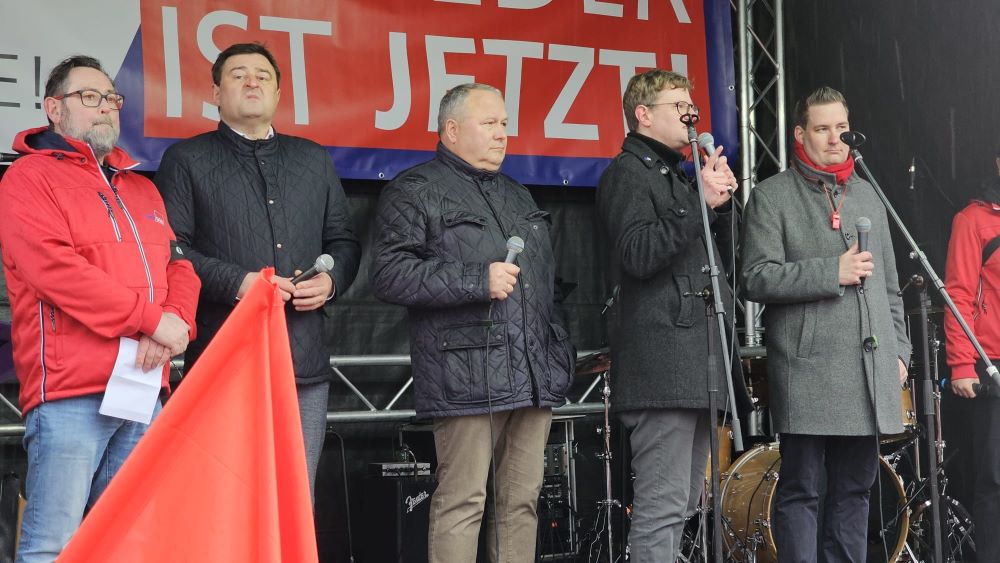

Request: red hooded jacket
left=944, top=198, right=1000, bottom=380
left=0, top=127, right=200, bottom=414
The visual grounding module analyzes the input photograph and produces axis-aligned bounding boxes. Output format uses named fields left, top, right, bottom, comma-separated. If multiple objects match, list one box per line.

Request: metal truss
left=0, top=352, right=610, bottom=436
left=735, top=0, right=787, bottom=347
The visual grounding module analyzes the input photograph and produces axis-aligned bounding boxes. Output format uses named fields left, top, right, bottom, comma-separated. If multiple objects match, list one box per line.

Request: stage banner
left=0, top=0, right=736, bottom=186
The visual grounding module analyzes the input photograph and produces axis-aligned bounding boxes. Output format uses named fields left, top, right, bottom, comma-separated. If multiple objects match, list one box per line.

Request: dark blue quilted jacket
left=371, top=145, right=574, bottom=418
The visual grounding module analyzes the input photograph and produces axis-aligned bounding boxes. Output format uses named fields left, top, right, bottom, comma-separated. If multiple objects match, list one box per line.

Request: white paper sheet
left=98, top=337, right=161, bottom=424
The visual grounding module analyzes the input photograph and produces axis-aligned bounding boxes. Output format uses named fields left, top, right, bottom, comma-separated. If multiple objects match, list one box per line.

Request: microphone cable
left=483, top=299, right=502, bottom=562
left=857, top=271, right=890, bottom=563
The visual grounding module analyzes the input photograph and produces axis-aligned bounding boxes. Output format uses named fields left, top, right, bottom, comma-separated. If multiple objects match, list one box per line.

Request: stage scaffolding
left=735, top=0, right=787, bottom=347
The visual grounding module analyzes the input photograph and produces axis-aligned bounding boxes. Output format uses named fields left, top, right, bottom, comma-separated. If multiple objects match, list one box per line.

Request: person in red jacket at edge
left=944, top=147, right=1000, bottom=563
left=0, top=55, right=200, bottom=563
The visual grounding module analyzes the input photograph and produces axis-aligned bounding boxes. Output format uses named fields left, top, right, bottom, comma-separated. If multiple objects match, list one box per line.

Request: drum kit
left=574, top=327, right=976, bottom=563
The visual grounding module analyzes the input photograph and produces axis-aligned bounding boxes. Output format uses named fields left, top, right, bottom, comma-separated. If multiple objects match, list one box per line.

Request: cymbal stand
left=588, top=370, right=620, bottom=563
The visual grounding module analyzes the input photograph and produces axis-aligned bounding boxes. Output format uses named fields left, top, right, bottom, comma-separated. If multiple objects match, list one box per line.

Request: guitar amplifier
left=358, top=475, right=437, bottom=563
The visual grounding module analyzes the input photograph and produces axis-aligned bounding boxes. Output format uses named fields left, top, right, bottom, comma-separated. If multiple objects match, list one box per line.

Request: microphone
left=697, top=132, right=716, bottom=156
left=291, top=254, right=334, bottom=284
left=0, top=153, right=20, bottom=163
left=908, top=157, right=916, bottom=191
left=504, top=236, right=525, bottom=263
left=941, top=378, right=991, bottom=397
left=856, top=217, right=872, bottom=288
left=839, top=131, right=867, bottom=148
left=856, top=217, right=871, bottom=253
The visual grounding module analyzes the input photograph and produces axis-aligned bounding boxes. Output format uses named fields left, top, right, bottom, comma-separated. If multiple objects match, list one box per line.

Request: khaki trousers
left=428, top=407, right=552, bottom=563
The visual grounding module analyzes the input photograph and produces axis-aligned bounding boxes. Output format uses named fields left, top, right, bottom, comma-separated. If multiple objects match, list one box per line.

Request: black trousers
left=973, top=363, right=1000, bottom=562
left=772, top=434, right=878, bottom=563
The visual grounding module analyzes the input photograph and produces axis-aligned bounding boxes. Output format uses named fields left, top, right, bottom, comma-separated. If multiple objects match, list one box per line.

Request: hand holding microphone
left=696, top=133, right=739, bottom=206
left=489, top=237, right=524, bottom=301
left=291, top=254, right=335, bottom=311
left=838, top=218, right=874, bottom=286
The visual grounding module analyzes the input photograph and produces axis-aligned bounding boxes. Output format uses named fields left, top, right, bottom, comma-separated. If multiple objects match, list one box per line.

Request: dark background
left=1, top=0, right=998, bottom=560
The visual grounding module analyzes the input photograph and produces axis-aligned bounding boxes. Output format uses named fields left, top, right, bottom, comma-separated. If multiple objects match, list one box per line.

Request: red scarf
left=794, top=141, right=855, bottom=185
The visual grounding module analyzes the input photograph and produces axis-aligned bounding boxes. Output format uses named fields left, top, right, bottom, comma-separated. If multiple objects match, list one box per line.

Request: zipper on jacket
left=48, top=305, right=56, bottom=332
left=86, top=144, right=155, bottom=304
left=37, top=301, right=48, bottom=403
left=96, top=192, right=123, bottom=242
left=109, top=186, right=155, bottom=303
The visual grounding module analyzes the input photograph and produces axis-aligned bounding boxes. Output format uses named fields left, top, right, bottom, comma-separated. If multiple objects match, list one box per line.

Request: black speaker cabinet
left=358, top=475, right=437, bottom=563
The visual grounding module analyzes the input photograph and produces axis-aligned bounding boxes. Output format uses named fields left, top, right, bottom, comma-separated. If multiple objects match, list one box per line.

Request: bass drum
left=720, top=443, right=909, bottom=563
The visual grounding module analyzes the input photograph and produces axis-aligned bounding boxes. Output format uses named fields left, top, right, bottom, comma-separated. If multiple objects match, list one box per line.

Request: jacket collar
left=13, top=126, right=140, bottom=170
left=622, top=132, right=685, bottom=171
left=216, top=120, right=278, bottom=157
left=435, top=142, right=500, bottom=182
left=791, top=153, right=847, bottom=191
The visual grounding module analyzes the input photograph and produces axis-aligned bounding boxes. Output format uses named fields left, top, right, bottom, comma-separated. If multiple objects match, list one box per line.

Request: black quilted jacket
left=155, top=122, right=361, bottom=383
left=371, top=145, right=574, bottom=418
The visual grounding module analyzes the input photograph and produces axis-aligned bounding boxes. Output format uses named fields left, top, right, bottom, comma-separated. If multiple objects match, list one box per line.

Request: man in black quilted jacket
left=371, top=83, right=574, bottom=563
left=155, top=43, right=361, bottom=498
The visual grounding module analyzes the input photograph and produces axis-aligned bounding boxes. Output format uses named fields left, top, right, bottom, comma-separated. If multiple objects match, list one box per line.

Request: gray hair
left=437, top=83, right=502, bottom=135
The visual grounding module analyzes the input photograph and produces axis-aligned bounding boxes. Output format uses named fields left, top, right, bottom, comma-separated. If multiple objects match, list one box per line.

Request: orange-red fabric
left=59, top=269, right=318, bottom=562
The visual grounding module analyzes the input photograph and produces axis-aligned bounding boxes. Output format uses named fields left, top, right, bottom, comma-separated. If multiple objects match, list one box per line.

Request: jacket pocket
left=521, top=209, right=552, bottom=261
left=442, top=210, right=488, bottom=229
left=546, top=322, right=574, bottom=398
left=438, top=322, right=514, bottom=404
left=796, top=304, right=818, bottom=358
left=673, top=274, right=695, bottom=327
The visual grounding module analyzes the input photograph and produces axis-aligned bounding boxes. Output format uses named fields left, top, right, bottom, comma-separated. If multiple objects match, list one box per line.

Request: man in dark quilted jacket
left=371, top=84, right=574, bottom=563
left=156, top=43, right=361, bottom=500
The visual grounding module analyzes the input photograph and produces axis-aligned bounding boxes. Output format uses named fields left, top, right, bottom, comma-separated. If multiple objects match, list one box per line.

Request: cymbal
left=575, top=352, right=611, bottom=376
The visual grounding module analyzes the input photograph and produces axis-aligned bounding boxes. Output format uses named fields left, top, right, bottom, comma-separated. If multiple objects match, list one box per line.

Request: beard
left=60, top=103, right=120, bottom=160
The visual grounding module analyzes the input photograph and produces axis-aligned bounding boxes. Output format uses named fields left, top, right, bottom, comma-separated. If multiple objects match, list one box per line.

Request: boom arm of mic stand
left=850, top=148, right=1000, bottom=389
left=687, top=124, right=744, bottom=453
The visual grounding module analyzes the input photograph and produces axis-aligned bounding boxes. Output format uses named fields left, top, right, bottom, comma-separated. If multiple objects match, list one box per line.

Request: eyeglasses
left=646, top=101, right=699, bottom=115
left=52, top=89, right=125, bottom=110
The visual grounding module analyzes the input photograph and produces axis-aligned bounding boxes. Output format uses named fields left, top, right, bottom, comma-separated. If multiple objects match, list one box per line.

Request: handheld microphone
left=504, top=236, right=525, bottom=264
left=856, top=217, right=871, bottom=253
left=697, top=132, right=716, bottom=156
left=291, top=254, right=335, bottom=284
left=856, top=217, right=872, bottom=288
left=973, top=382, right=991, bottom=397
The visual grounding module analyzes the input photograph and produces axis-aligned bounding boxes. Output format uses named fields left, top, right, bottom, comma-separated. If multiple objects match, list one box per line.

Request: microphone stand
left=682, top=114, right=744, bottom=563
left=844, top=131, right=999, bottom=563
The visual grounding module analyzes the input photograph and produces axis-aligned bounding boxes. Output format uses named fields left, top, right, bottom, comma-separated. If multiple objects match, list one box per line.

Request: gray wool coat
left=740, top=158, right=911, bottom=436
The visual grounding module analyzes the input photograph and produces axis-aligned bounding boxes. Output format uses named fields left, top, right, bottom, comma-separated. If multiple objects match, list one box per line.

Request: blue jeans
left=16, top=393, right=161, bottom=563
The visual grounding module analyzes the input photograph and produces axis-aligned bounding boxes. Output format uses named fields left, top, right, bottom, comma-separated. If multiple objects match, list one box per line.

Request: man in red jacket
left=944, top=151, right=1000, bottom=563
left=0, top=55, right=200, bottom=562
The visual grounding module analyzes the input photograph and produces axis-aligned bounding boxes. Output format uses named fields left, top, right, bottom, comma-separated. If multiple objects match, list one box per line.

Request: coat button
left=268, top=199, right=275, bottom=205
left=276, top=243, right=283, bottom=249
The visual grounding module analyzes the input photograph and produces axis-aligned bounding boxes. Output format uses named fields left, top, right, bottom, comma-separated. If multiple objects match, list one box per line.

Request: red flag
left=60, top=269, right=318, bottom=562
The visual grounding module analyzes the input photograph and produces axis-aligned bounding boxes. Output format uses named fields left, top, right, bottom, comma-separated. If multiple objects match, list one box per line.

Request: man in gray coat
left=741, top=86, right=911, bottom=562
left=597, top=69, right=743, bottom=562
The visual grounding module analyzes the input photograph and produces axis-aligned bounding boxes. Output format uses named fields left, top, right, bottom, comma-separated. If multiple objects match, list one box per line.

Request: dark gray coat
left=371, top=145, right=574, bottom=419
left=597, top=134, right=748, bottom=415
left=740, top=158, right=911, bottom=435
left=156, top=122, right=361, bottom=383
